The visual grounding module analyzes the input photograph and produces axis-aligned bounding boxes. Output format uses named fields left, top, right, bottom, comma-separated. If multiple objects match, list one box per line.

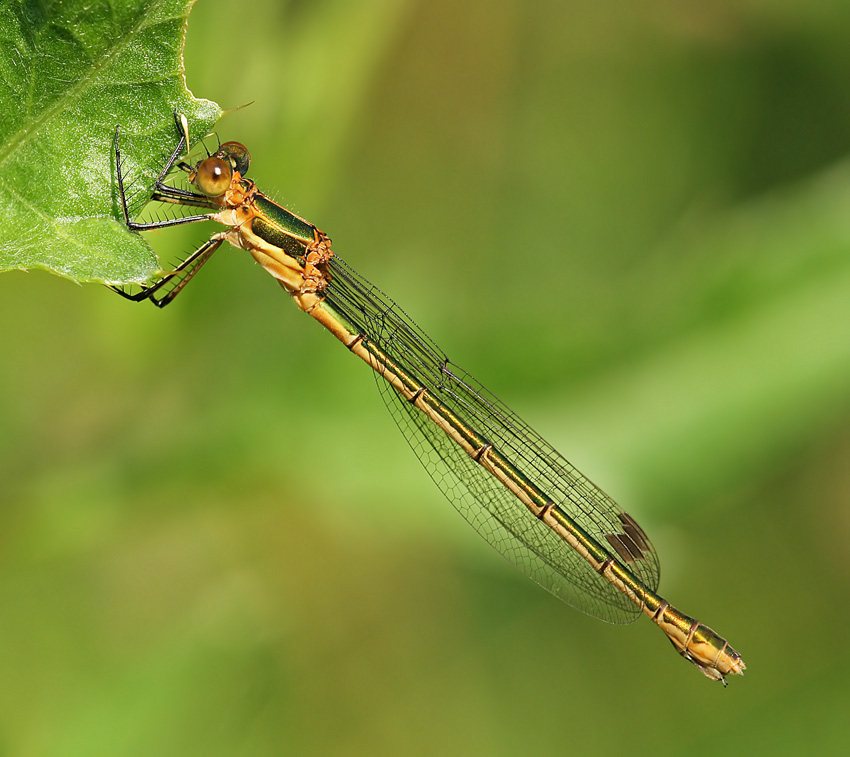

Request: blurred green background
left=3, top=0, right=850, bottom=753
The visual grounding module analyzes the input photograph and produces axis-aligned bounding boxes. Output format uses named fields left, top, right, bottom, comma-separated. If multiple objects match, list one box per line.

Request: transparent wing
left=325, top=256, right=661, bottom=623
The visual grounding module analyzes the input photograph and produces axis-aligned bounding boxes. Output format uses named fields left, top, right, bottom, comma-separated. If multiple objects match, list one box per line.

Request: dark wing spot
left=618, top=512, right=650, bottom=552
left=605, top=533, right=643, bottom=562
left=604, top=512, right=652, bottom=563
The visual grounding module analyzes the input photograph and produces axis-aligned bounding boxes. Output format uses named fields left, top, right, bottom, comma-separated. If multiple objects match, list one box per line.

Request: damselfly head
left=188, top=142, right=251, bottom=197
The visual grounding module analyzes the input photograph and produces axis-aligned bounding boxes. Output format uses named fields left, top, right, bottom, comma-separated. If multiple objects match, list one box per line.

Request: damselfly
left=111, top=115, right=745, bottom=684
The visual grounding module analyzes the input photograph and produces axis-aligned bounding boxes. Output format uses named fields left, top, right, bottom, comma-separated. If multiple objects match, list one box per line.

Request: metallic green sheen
left=254, top=194, right=316, bottom=242
left=251, top=217, right=310, bottom=264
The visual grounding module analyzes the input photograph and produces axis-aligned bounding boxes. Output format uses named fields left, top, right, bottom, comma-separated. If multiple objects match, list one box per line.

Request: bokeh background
left=3, top=0, right=850, bottom=753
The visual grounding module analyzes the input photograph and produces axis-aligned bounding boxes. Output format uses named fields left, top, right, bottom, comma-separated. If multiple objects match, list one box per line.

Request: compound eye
left=194, top=156, right=232, bottom=196
left=219, top=142, right=251, bottom=176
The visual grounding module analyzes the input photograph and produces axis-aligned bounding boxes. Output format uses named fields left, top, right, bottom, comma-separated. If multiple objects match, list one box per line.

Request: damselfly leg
left=110, top=115, right=225, bottom=308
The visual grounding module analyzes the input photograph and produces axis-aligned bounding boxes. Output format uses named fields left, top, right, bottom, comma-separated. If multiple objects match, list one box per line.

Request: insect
left=112, top=115, right=745, bottom=684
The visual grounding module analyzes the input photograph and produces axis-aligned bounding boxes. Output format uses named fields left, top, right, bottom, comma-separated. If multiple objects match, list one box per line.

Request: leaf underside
left=0, top=0, right=221, bottom=284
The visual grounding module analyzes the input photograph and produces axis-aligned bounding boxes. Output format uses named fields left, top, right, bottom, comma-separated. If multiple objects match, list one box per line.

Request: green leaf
left=0, top=0, right=221, bottom=284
